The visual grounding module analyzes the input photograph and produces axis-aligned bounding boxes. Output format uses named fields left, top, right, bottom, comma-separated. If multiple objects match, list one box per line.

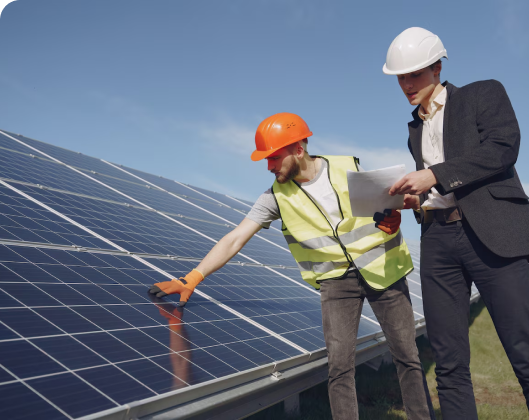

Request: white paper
left=347, top=165, right=406, bottom=217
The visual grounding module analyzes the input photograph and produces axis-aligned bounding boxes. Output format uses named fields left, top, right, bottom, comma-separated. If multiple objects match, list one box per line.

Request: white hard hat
left=383, top=27, right=447, bottom=75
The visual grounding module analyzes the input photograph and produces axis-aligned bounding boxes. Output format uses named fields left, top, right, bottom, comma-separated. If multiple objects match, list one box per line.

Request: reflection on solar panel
left=0, top=129, right=467, bottom=419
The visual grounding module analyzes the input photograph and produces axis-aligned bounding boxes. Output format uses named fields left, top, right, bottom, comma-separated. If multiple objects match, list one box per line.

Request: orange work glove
left=373, top=209, right=401, bottom=235
left=148, top=269, right=204, bottom=307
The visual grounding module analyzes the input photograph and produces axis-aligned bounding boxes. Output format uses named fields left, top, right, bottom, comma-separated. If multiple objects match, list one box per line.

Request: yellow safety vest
left=272, top=155, right=413, bottom=290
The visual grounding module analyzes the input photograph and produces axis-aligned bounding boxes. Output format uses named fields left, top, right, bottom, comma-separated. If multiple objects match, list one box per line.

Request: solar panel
left=0, top=129, right=435, bottom=419
left=0, top=132, right=291, bottom=264
left=0, top=244, right=310, bottom=418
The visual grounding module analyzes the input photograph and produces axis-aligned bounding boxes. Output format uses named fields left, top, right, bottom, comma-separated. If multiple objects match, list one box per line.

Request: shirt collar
left=419, top=87, right=447, bottom=121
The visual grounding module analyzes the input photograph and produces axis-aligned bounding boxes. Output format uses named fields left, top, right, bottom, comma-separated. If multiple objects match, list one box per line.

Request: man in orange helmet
left=149, top=113, right=435, bottom=420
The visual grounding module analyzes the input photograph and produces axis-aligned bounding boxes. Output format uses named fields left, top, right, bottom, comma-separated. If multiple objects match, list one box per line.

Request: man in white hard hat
left=383, top=27, right=529, bottom=419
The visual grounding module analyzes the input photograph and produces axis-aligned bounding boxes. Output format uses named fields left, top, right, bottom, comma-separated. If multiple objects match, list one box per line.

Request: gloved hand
left=373, top=209, right=401, bottom=235
left=148, top=269, right=204, bottom=307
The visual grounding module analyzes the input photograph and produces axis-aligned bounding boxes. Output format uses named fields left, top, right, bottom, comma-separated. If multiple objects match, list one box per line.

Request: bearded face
left=266, top=142, right=305, bottom=184
left=273, top=154, right=300, bottom=184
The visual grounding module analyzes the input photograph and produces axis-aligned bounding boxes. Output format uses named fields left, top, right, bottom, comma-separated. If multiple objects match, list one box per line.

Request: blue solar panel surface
left=0, top=129, right=428, bottom=419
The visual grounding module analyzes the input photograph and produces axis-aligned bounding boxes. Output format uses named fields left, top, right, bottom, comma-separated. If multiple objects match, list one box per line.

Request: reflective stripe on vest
left=284, top=222, right=381, bottom=250
left=353, top=231, right=403, bottom=269
left=273, top=155, right=414, bottom=290
left=298, top=231, right=404, bottom=274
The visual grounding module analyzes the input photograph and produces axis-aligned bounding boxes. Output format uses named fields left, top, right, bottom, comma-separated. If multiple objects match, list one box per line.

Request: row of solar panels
left=0, top=129, right=427, bottom=420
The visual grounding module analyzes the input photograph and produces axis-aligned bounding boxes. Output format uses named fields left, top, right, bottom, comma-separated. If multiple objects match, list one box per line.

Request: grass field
left=246, top=300, right=528, bottom=419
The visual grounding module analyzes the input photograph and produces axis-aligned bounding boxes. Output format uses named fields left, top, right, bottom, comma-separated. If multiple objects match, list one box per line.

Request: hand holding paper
left=347, top=165, right=406, bottom=217
left=389, top=169, right=438, bottom=196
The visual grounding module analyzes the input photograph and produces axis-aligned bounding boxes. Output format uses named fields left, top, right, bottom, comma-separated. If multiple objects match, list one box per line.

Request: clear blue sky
left=1, top=0, right=527, bottom=241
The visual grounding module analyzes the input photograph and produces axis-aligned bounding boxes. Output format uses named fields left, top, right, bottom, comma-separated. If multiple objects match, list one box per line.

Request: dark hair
left=429, top=59, right=442, bottom=77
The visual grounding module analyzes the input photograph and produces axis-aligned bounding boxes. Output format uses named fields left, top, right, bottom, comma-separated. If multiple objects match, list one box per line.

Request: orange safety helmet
left=251, top=112, right=313, bottom=161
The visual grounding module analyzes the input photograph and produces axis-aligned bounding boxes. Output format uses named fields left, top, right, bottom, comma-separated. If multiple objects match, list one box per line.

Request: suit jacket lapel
left=443, top=81, right=454, bottom=160
left=407, top=110, right=425, bottom=217
left=408, top=107, right=424, bottom=171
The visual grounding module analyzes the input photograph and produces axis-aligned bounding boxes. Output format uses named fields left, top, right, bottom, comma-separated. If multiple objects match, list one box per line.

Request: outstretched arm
left=149, top=218, right=262, bottom=305
left=195, top=218, right=263, bottom=277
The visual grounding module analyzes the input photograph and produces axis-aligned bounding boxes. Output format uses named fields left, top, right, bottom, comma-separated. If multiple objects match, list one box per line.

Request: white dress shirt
left=419, top=87, right=457, bottom=210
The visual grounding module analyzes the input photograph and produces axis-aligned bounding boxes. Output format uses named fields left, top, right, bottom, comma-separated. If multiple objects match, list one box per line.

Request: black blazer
left=408, top=80, right=529, bottom=258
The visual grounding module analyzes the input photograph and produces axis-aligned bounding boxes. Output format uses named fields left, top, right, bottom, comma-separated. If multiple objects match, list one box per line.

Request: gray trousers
left=320, top=273, right=435, bottom=420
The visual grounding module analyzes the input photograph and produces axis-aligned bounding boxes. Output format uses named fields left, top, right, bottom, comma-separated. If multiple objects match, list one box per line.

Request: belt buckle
left=422, top=210, right=433, bottom=224
left=445, top=207, right=462, bottom=223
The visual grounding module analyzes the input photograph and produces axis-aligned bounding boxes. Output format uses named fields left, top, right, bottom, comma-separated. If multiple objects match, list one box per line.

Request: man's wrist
left=192, top=268, right=204, bottom=280
left=427, top=169, right=438, bottom=187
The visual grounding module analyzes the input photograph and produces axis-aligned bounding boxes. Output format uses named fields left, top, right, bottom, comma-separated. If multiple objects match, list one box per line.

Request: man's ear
left=434, top=62, right=442, bottom=78
left=295, top=141, right=305, bottom=158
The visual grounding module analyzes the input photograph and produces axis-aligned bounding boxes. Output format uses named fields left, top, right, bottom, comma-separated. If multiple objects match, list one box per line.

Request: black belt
left=423, top=206, right=463, bottom=224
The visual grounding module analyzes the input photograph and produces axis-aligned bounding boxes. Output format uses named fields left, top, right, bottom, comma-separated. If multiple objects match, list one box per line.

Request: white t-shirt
left=246, top=158, right=363, bottom=230
left=299, top=160, right=342, bottom=228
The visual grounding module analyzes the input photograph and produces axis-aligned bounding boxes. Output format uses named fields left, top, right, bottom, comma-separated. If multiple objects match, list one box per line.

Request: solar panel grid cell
left=102, top=162, right=245, bottom=213
left=0, top=382, right=69, bottom=420
left=1, top=135, right=289, bottom=259
left=108, top=164, right=252, bottom=220
left=115, top=167, right=208, bottom=199
left=1, top=131, right=140, bottom=182
left=225, top=195, right=254, bottom=208
left=76, top=364, right=156, bottom=404
left=0, top=185, right=114, bottom=250
left=28, top=373, right=117, bottom=418
left=0, top=137, right=248, bottom=230
left=179, top=183, right=252, bottom=212
left=95, top=174, right=250, bottom=227
left=1, top=132, right=255, bottom=229
left=11, top=183, right=216, bottom=258
left=8, top=177, right=296, bottom=270
left=0, top=145, right=132, bottom=206
left=2, top=136, right=297, bottom=268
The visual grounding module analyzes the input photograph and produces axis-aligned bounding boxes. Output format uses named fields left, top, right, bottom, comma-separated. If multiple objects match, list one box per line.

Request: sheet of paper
left=347, top=165, right=406, bottom=217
